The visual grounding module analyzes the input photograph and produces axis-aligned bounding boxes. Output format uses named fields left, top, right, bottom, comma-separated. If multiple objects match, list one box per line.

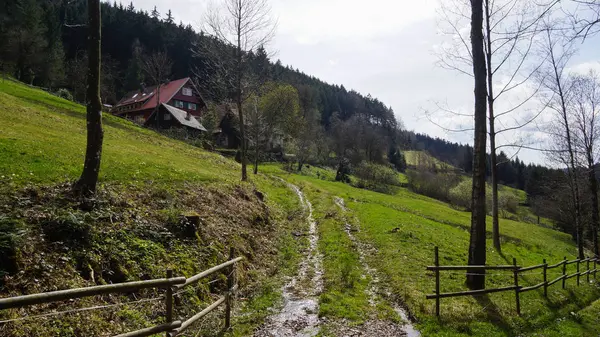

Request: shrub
left=407, top=170, right=462, bottom=202
left=55, top=88, right=73, bottom=101
left=353, top=161, right=400, bottom=194
left=41, top=212, right=92, bottom=247
left=448, top=179, right=520, bottom=215
left=448, top=179, right=473, bottom=210
left=499, top=192, right=519, bottom=214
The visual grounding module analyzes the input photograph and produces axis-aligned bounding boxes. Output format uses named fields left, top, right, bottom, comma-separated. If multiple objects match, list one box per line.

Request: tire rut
left=254, top=182, right=323, bottom=337
left=333, top=197, right=420, bottom=337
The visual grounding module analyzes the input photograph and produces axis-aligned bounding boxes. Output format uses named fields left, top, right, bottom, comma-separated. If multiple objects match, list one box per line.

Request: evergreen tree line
left=0, top=0, right=397, bottom=132
left=0, top=0, right=402, bottom=179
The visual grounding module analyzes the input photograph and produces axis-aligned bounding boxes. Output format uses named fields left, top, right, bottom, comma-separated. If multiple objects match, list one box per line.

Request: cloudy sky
left=128, top=0, right=600, bottom=165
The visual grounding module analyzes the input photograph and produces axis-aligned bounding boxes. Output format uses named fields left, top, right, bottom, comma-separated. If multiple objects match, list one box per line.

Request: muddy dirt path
left=254, top=182, right=323, bottom=337
left=333, top=197, right=420, bottom=337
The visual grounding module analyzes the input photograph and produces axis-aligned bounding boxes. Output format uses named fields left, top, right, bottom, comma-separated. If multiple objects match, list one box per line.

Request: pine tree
left=126, top=2, right=134, bottom=12
left=151, top=6, right=160, bottom=20
left=5, top=0, right=47, bottom=84
left=165, top=10, right=174, bottom=24
left=125, top=39, right=144, bottom=91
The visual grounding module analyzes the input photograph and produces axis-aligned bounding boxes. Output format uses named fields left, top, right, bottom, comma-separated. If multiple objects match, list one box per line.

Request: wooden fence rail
left=426, top=246, right=598, bottom=317
left=0, top=247, right=244, bottom=337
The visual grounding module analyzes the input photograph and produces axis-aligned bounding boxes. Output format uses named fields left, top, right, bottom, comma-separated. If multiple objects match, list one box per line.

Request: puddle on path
left=254, top=182, right=323, bottom=337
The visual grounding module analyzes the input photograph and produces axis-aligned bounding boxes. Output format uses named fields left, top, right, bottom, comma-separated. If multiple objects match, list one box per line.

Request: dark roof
left=146, top=103, right=207, bottom=132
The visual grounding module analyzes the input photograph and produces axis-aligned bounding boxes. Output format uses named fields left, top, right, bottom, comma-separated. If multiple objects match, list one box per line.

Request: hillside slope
left=1, top=80, right=599, bottom=337
left=0, top=79, right=306, bottom=336
left=261, top=165, right=600, bottom=337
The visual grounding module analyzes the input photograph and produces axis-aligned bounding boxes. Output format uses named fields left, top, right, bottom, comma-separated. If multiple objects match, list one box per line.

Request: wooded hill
left=0, top=0, right=397, bottom=131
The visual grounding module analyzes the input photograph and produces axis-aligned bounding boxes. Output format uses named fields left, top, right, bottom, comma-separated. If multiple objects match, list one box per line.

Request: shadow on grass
left=473, top=294, right=514, bottom=336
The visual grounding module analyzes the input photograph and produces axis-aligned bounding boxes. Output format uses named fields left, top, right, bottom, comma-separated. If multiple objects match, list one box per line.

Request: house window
left=164, top=113, right=171, bottom=121
left=182, top=87, right=193, bottom=96
left=188, top=103, right=197, bottom=110
left=174, top=100, right=184, bottom=108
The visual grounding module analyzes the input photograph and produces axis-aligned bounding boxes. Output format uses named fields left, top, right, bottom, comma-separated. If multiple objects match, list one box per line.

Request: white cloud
left=568, top=61, right=600, bottom=75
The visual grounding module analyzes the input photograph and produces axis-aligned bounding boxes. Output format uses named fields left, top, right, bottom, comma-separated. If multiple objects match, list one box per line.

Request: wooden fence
left=0, top=247, right=243, bottom=337
left=426, top=246, right=598, bottom=316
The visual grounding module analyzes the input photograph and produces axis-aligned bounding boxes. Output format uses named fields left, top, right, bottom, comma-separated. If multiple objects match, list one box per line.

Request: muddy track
left=333, top=197, right=420, bottom=337
left=254, top=182, right=323, bottom=337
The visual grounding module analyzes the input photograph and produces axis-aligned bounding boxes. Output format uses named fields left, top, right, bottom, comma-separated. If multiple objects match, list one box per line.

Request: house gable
left=112, top=77, right=207, bottom=120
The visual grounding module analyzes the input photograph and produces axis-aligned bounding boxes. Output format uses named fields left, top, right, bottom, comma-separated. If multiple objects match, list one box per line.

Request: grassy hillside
left=262, top=164, right=600, bottom=337
left=404, top=151, right=455, bottom=171
left=0, top=79, right=306, bottom=336
left=1, top=79, right=599, bottom=337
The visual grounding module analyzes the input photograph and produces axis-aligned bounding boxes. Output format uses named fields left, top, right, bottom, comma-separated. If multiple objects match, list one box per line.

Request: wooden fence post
left=165, top=269, right=174, bottom=337
left=577, top=259, right=580, bottom=286
left=587, top=258, right=590, bottom=283
left=513, top=257, right=520, bottom=315
left=543, top=259, right=547, bottom=297
left=225, top=247, right=235, bottom=330
left=434, top=246, right=440, bottom=317
left=562, top=256, right=567, bottom=289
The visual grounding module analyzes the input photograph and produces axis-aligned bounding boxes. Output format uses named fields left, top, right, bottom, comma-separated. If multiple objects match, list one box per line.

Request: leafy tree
left=246, top=83, right=300, bottom=174
left=389, top=147, right=407, bottom=172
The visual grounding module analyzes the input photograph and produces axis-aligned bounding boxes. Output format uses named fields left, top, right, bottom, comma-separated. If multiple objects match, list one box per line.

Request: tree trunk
left=298, top=160, right=304, bottom=172
left=156, top=84, right=161, bottom=129
left=467, top=0, right=488, bottom=290
left=588, top=156, right=599, bottom=257
left=236, top=15, right=247, bottom=181
left=254, top=145, right=259, bottom=174
left=74, top=0, right=103, bottom=196
left=549, top=39, right=584, bottom=259
left=484, top=0, right=501, bottom=253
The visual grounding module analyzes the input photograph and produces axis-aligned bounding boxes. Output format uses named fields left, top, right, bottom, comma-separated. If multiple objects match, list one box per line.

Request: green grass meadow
left=1, top=79, right=600, bottom=336
left=264, top=165, right=600, bottom=337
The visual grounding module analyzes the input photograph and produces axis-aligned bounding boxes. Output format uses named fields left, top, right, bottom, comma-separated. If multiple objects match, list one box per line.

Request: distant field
left=404, top=150, right=456, bottom=170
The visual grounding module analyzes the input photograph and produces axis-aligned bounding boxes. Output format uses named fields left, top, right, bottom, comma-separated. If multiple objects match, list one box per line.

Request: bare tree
left=436, top=0, right=556, bottom=252
left=569, top=0, right=600, bottom=40
left=74, top=0, right=102, bottom=196
left=538, top=27, right=585, bottom=258
left=571, top=71, right=600, bottom=256
left=201, top=0, right=276, bottom=181
left=142, top=51, right=172, bottom=128
left=467, top=0, right=489, bottom=290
